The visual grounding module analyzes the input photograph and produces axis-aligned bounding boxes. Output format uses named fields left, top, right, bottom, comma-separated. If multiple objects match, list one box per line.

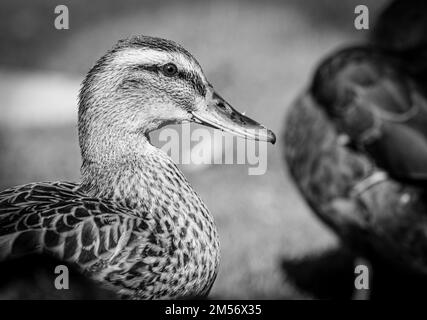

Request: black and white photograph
left=0, top=0, right=427, bottom=311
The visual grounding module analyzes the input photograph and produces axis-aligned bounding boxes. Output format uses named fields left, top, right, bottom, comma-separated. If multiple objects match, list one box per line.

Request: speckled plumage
left=0, top=33, right=276, bottom=299
left=0, top=36, right=223, bottom=299
left=0, top=154, right=219, bottom=299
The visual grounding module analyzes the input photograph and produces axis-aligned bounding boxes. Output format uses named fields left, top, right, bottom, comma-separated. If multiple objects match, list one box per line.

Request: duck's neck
left=80, top=132, right=218, bottom=241
left=79, top=133, right=220, bottom=297
left=80, top=134, right=200, bottom=214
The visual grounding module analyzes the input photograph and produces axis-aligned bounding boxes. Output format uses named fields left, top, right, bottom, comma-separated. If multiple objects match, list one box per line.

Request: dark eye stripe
left=177, top=70, right=206, bottom=97
left=134, top=64, right=159, bottom=73
left=133, top=64, right=206, bottom=97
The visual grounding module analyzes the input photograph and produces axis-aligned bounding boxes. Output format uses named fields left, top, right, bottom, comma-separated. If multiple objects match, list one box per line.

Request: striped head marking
left=78, top=35, right=275, bottom=150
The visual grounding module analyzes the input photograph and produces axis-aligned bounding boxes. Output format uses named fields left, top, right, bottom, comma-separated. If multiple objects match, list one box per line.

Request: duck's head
left=79, top=36, right=275, bottom=162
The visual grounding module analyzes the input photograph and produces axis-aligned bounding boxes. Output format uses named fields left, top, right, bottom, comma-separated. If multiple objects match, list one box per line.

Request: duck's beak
left=191, top=88, right=276, bottom=144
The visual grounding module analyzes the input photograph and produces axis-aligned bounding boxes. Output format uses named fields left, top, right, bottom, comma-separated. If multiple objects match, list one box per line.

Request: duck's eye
left=162, top=63, right=178, bottom=77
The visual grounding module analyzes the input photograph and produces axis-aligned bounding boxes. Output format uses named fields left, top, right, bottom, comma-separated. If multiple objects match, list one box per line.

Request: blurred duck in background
left=370, top=0, right=427, bottom=91
left=283, top=0, right=427, bottom=298
left=370, top=0, right=427, bottom=51
left=0, top=35, right=275, bottom=299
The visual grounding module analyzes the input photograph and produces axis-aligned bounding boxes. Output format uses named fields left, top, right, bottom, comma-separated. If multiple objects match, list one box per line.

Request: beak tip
left=268, top=130, right=276, bottom=145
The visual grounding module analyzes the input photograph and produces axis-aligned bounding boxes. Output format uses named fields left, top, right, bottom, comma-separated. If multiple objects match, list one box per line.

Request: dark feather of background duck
left=370, top=0, right=427, bottom=90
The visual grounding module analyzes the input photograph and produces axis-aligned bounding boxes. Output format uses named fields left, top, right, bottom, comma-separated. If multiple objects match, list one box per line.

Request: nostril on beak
left=217, top=102, right=227, bottom=111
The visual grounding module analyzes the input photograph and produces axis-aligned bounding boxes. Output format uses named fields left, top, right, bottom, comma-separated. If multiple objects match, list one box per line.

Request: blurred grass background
left=0, top=0, right=390, bottom=298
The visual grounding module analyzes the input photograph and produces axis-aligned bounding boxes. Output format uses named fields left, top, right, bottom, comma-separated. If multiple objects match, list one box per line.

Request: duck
left=0, top=35, right=276, bottom=299
left=283, top=45, right=427, bottom=288
left=311, top=46, right=427, bottom=186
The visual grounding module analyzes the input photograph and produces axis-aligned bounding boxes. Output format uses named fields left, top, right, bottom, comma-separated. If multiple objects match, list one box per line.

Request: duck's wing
left=284, top=94, right=427, bottom=275
left=0, top=181, right=146, bottom=270
left=335, top=71, right=427, bottom=184
left=312, top=48, right=427, bottom=185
